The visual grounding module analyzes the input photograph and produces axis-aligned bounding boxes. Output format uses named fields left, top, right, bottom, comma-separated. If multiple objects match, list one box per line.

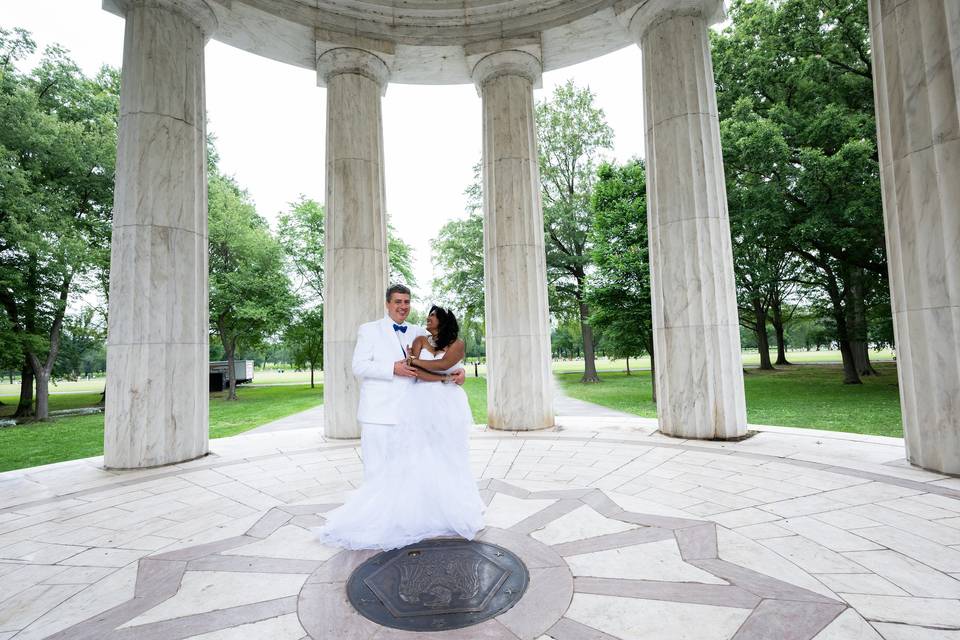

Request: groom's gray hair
left=386, top=284, right=411, bottom=301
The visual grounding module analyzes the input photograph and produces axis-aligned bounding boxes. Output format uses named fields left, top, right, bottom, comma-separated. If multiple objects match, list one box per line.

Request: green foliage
left=431, top=209, right=484, bottom=322
left=536, top=81, right=613, bottom=381
left=53, top=308, right=106, bottom=379
left=284, top=307, right=323, bottom=386
left=587, top=160, right=651, bottom=362
left=277, top=196, right=325, bottom=300
left=208, top=172, right=296, bottom=398
left=536, top=80, right=613, bottom=319
left=276, top=196, right=416, bottom=299
left=712, top=0, right=886, bottom=382
left=0, top=27, right=119, bottom=416
left=388, top=224, right=417, bottom=288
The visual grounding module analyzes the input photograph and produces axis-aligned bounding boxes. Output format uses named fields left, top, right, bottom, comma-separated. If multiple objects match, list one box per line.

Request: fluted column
left=869, top=0, right=960, bottom=473
left=473, top=51, right=554, bottom=431
left=318, top=48, right=390, bottom=439
left=627, top=1, right=747, bottom=439
left=103, top=0, right=215, bottom=469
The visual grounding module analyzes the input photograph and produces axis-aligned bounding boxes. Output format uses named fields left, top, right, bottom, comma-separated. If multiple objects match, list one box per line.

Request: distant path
left=243, top=404, right=324, bottom=434
left=241, top=377, right=634, bottom=436
left=551, top=376, right=637, bottom=418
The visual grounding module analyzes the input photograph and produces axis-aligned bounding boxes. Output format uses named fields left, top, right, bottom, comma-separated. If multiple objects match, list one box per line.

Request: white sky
left=4, top=1, right=647, bottom=300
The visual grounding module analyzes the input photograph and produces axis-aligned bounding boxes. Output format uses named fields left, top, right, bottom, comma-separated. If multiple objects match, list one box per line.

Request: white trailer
left=209, top=359, right=254, bottom=391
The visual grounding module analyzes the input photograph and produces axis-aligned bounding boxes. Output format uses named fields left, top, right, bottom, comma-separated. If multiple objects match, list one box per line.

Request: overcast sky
left=4, top=1, right=648, bottom=301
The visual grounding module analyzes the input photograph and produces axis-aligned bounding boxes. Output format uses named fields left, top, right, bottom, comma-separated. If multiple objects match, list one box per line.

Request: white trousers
left=359, top=421, right=393, bottom=481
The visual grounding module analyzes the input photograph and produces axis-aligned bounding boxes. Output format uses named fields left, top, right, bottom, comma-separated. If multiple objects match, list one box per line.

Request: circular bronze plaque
left=346, top=539, right=529, bottom=632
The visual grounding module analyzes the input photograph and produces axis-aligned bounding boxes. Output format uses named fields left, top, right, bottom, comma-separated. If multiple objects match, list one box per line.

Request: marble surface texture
left=869, top=0, right=960, bottom=474
left=477, top=52, right=554, bottom=432
left=6, top=417, right=960, bottom=640
left=124, top=1, right=647, bottom=85
left=322, top=57, right=390, bottom=439
left=640, top=13, right=748, bottom=440
left=104, top=2, right=210, bottom=469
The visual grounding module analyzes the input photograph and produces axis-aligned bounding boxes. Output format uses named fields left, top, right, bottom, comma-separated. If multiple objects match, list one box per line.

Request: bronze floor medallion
left=346, top=538, right=529, bottom=632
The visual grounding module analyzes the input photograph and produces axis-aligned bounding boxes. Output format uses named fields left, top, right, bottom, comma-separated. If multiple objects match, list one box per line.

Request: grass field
left=0, top=348, right=895, bottom=396
left=0, top=384, right=324, bottom=473
left=0, top=358, right=903, bottom=473
left=558, top=362, right=903, bottom=437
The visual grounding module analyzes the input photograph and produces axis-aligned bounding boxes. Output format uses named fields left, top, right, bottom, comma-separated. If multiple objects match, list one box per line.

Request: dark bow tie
left=393, top=324, right=407, bottom=333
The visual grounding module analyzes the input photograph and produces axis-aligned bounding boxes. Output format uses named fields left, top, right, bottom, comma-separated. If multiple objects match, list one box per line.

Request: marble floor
left=1, top=412, right=959, bottom=639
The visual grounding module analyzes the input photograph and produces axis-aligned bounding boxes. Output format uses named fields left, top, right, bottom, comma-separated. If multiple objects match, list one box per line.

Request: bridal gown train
left=315, top=350, right=485, bottom=551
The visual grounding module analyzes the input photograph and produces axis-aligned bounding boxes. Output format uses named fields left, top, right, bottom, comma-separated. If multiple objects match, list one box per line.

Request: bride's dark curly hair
left=429, top=305, right=459, bottom=351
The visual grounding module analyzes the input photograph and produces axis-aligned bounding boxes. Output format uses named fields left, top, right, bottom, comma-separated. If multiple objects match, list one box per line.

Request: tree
left=712, top=0, right=885, bottom=384
left=536, top=81, right=613, bottom=383
left=54, top=307, right=106, bottom=380
left=0, top=28, right=118, bottom=418
left=277, top=196, right=417, bottom=298
left=587, top=160, right=656, bottom=400
left=431, top=210, right=484, bottom=321
left=388, top=224, right=416, bottom=288
left=208, top=173, right=296, bottom=400
left=431, top=163, right=485, bottom=349
left=284, top=307, right=323, bottom=388
left=277, top=196, right=325, bottom=300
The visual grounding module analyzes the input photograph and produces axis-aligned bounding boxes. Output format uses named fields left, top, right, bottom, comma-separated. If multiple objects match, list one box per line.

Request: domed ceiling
left=106, top=0, right=726, bottom=85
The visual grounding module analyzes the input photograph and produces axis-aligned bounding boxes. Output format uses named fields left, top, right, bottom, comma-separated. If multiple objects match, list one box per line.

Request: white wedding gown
left=315, top=349, right=485, bottom=551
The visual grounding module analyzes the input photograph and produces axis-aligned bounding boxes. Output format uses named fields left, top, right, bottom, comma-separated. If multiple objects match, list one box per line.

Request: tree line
left=432, top=0, right=890, bottom=391
left=0, top=25, right=416, bottom=417
left=1, top=0, right=891, bottom=421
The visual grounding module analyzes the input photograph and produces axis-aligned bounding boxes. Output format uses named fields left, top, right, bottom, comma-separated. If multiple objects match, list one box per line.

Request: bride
left=315, top=305, right=485, bottom=551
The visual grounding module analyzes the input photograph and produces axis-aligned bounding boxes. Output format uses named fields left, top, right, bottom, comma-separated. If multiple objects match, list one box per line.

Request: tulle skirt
left=315, top=380, right=485, bottom=551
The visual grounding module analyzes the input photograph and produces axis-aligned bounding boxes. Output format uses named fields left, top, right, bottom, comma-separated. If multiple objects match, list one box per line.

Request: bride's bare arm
left=413, top=368, right=446, bottom=382
left=408, top=336, right=425, bottom=359
left=411, top=340, right=465, bottom=371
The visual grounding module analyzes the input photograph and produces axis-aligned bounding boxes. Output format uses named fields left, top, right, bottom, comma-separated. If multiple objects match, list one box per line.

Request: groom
left=352, top=284, right=466, bottom=478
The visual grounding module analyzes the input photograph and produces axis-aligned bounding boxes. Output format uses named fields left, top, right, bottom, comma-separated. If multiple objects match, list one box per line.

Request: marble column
left=473, top=51, right=554, bottom=431
left=628, top=1, right=748, bottom=439
left=103, top=0, right=216, bottom=468
left=318, top=48, right=390, bottom=439
left=869, top=0, right=960, bottom=474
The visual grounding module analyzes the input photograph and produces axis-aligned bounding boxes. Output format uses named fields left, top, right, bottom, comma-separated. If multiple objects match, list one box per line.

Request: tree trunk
left=771, top=297, right=791, bottom=365
left=625, top=356, right=631, bottom=375
left=828, top=279, right=862, bottom=385
left=27, top=273, right=71, bottom=420
left=310, top=363, right=315, bottom=389
left=852, top=341, right=878, bottom=376
left=753, top=298, right=774, bottom=370
left=33, top=368, right=50, bottom=420
left=14, top=359, right=33, bottom=418
left=225, top=340, right=238, bottom=400
left=848, top=272, right=879, bottom=376
left=578, top=298, right=600, bottom=383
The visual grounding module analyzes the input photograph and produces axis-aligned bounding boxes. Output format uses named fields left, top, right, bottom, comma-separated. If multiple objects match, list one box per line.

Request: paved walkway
left=2, top=411, right=959, bottom=639
left=246, top=378, right=634, bottom=435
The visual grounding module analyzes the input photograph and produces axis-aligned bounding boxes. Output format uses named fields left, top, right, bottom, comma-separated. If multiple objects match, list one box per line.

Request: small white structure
left=100, top=0, right=960, bottom=475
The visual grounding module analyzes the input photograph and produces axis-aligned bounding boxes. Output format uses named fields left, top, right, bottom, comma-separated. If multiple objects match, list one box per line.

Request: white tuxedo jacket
left=352, top=316, right=426, bottom=425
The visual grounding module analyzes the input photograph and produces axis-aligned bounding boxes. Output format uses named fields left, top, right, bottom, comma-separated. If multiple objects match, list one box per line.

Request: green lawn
left=462, top=377, right=487, bottom=424
left=0, top=392, right=104, bottom=417
left=0, top=363, right=904, bottom=473
left=558, top=362, right=903, bottom=437
left=0, top=384, right=323, bottom=473
left=0, top=348, right=895, bottom=396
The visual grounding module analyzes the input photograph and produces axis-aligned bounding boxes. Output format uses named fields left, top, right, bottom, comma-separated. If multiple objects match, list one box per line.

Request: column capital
left=103, top=0, right=218, bottom=36
left=471, top=50, right=542, bottom=94
left=618, top=0, right=724, bottom=42
left=316, top=47, right=391, bottom=96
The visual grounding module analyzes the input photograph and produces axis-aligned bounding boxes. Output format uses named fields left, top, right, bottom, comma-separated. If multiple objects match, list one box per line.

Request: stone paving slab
left=0, top=417, right=958, bottom=639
